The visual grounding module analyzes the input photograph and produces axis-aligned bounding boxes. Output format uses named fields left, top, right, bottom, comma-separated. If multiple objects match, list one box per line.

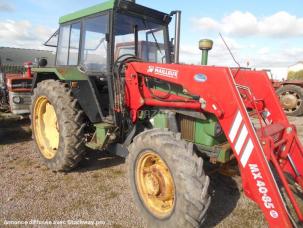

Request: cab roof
left=59, top=0, right=115, bottom=24
left=59, top=0, right=171, bottom=25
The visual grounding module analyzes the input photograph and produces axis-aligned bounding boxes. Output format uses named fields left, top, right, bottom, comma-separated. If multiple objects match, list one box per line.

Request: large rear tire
left=277, top=85, right=303, bottom=116
left=127, top=129, right=211, bottom=228
left=31, top=80, right=86, bottom=171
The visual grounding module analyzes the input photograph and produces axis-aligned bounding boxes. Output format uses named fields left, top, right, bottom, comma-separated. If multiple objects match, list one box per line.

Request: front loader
left=30, top=0, right=303, bottom=227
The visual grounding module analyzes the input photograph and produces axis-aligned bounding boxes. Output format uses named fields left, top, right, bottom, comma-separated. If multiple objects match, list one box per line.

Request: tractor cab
left=37, top=0, right=179, bottom=123
left=45, top=0, right=173, bottom=72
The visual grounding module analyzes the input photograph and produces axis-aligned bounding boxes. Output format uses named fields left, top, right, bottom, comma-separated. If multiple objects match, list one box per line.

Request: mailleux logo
left=147, top=66, right=179, bottom=79
left=147, top=66, right=155, bottom=73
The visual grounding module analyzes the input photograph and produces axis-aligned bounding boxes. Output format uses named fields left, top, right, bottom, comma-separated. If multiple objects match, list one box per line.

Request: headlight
left=13, top=96, right=22, bottom=104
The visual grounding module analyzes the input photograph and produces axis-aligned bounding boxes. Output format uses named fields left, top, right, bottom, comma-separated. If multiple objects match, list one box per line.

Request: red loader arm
left=124, top=62, right=303, bottom=227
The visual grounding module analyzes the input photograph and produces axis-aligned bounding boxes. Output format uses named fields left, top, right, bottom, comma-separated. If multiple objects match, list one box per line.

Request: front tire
left=31, top=80, right=86, bottom=171
left=127, top=129, right=211, bottom=228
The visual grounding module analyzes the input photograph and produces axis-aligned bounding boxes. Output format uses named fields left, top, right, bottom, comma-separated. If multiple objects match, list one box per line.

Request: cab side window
left=68, top=23, right=81, bottom=65
left=56, top=22, right=81, bottom=66
left=56, top=25, right=70, bottom=66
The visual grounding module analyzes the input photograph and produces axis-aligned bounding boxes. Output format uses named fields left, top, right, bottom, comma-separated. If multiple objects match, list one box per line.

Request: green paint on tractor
left=59, top=0, right=115, bottom=24
left=32, top=66, right=87, bottom=81
left=216, top=143, right=231, bottom=163
left=194, top=115, right=226, bottom=147
left=86, top=123, right=114, bottom=150
left=153, top=113, right=168, bottom=129
left=152, top=112, right=231, bottom=162
left=153, top=84, right=192, bottom=99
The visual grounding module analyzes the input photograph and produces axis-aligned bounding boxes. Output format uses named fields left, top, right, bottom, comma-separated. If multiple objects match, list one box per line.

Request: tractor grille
left=8, top=92, right=31, bottom=115
left=11, top=79, right=32, bottom=89
left=178, top=115, right=195, bottom=141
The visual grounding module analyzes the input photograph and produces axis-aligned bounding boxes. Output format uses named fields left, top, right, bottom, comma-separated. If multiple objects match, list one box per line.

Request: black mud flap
left=107, top=143, right=129, bottom=158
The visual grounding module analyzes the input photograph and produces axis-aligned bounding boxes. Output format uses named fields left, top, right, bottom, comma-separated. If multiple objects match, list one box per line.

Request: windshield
left=115, top=14, right=169, bottom=63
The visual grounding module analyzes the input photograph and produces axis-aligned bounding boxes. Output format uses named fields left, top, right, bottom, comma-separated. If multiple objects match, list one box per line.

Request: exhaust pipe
left=173, top=11, right=181, bottom=64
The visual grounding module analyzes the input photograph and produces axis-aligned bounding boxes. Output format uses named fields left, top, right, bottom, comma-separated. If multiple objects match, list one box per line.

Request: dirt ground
left=0, top=114, right=302, bottom=228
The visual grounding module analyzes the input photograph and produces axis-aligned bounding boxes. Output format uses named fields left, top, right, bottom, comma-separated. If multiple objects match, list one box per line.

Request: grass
left=96, top=183, right=110, bottom=192
left=112, top=224, right=123, bottom=228
left=62, top=174, right=74, bottom=182
left=14, top=187, right=26, bottom=200
left=108, top=169, right=124, bottom=178
left=47, top=183, right=60, bottom=192
left=91, top=172, right=103, bottom=179
left=24, top=176, right=33, bottom=182
left=107, top=191, right=119, bottom=199
left=13, top=158, right=34, bottom=169
left=71, top=199, right=93, bottom=210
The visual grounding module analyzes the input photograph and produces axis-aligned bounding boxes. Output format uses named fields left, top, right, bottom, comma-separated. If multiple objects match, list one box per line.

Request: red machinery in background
left=0, top=62, right=32, bottom=115
left=272, top=79, right=303, bottom=117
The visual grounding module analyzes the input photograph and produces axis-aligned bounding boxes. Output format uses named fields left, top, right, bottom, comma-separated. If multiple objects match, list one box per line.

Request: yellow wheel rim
left=33, top=96, right=59, bottom=159
left=136, top=151, right=175, bottom=219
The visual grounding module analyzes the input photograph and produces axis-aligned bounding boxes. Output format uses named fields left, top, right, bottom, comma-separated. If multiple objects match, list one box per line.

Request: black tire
left=127, top=128, right=211, bottom=228
left=277, top=85, right=303, bottom=116
left=31, top=80, right=86, bottom=171
left=0, top=88, right=9, bottom=111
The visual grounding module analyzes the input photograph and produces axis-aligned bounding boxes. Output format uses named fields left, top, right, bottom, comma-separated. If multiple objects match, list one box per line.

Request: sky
left=0, top=0, right=303, bottom=68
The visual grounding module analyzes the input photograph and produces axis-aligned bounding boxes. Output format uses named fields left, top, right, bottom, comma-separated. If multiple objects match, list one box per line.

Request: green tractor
left=31, top=0, right=234, bottom=227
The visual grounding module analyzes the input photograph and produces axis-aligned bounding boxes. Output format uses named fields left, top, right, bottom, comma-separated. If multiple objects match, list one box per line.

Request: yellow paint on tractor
left=135, top=151, right=175, bottom=219
left=33, top=96, right=59, bottom=159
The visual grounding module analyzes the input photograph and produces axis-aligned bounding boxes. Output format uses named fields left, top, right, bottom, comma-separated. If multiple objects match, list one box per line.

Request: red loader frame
left=124, top=62, right=303, bottom=227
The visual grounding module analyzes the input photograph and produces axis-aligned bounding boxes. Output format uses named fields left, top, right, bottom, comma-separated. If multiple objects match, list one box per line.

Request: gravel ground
left=0, top=114, right=302, bottom=228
